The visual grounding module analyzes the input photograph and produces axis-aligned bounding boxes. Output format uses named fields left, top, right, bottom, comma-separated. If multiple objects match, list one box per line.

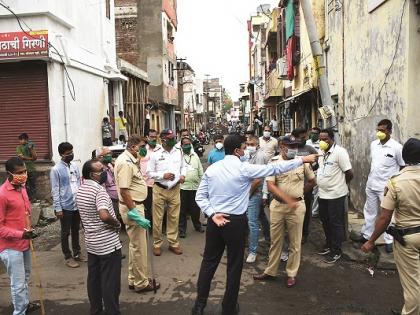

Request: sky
left=176, top=0, right=279, bottom=100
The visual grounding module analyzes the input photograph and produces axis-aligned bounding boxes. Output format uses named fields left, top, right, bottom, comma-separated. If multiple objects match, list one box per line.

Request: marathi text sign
left=0, top=30, right=48, bottom=60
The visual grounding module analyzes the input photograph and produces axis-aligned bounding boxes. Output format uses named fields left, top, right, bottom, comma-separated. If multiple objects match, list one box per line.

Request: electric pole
left=300, top=0, right=338, bottom=132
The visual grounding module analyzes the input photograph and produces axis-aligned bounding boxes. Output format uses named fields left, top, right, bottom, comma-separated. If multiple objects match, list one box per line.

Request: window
left=106, top=0, right=111, bottom=19
left=168, top=61, right=174, bottom=84
left=167, top=21, right=174, bottom=43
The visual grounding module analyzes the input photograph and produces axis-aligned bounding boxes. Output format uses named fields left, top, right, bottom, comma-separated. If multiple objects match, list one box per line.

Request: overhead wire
left=347, top=0, right=407, bottom=122
left=0, top=1, right=76, bottom=101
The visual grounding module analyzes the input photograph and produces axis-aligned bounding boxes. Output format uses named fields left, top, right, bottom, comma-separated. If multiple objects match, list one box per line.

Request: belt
left=155, top=182, right=179, bottom=190
left=119, top=200, right=144, bottom=206
left=276, top=197, right=303, bottom=204
left=396, top=225, right=420, bottom=236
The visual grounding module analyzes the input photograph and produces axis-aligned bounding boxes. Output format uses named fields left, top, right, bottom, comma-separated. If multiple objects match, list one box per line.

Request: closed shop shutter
left=0, top=61, right=51, bottom=161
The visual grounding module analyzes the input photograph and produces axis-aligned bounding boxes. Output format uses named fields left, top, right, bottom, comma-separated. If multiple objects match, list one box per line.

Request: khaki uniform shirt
left=266, top=156, right=315, bottom=207
left=381, top=165, right=420, bottom=228
left=114, top=150, right=147, bottom=202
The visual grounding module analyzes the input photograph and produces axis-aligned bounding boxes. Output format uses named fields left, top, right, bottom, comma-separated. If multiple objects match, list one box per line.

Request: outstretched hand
left=302, top=154, right=320, bottom=164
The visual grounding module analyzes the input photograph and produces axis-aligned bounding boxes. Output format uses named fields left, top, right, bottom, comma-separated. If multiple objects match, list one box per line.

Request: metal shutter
left=0, top=61, right=51, bottom=161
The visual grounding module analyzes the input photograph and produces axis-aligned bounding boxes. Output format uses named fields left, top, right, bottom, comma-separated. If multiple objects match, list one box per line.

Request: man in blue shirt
left=207, top=135, right=225, bottom=165
left=50, top=142, right=83, bottom=268
left=191, top=134, right=318, bottom=315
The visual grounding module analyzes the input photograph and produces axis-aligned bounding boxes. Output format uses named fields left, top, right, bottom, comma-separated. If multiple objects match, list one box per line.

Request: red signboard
left=0, top=30, right=49, bottom=60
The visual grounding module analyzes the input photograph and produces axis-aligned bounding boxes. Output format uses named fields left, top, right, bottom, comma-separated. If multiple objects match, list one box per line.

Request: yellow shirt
left=381, top=165, right=420, bottom=228
left=115, top=117, right=127, bottom=130
left=114, top=150, right=147, bottom=202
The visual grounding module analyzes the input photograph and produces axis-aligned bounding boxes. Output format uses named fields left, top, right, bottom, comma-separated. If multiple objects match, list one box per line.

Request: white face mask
left=246, top=146, right=257, bottom=155
left=215, top=142, right=224, bottom=150
left=263, top=131, right=271, bottom=138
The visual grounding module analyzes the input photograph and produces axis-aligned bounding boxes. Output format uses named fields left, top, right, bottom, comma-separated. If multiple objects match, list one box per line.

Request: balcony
left=264, top=68, right=283, bottom=100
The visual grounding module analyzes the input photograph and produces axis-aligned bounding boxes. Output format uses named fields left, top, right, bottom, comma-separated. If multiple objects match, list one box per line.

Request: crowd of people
left=0, top=118, right=419, bottom=315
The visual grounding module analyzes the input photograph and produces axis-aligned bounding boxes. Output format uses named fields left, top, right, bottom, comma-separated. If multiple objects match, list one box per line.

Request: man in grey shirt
left=292, top=128, right=318, bottom=243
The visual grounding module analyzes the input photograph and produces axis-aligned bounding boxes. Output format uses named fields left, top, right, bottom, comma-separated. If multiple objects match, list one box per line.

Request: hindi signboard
left=0, top=30, right=49, bottom=60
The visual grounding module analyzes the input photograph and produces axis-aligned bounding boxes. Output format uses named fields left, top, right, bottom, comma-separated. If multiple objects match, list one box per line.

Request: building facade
left=0, top=0, right=124, bottom=199
left=325, top=0, right=420, bottom=210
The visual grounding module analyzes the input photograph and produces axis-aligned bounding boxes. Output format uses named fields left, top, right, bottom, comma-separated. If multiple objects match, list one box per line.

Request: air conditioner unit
left=277, top=58, right=287, bottom=80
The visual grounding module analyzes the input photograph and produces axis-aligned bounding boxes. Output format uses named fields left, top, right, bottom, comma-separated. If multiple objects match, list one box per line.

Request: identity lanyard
left=320, top=144, right=336, bottom=175
left=184, top=154, right=192, bottom=165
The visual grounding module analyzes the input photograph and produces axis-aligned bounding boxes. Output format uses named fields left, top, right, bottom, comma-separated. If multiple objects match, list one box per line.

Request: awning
left=278, top=88, right=313, bottom=106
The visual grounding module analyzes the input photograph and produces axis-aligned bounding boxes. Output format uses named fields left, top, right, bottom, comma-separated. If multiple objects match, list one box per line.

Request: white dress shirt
left=195, top=155, right=303, bottom=217
left=147, top=146, right=187, bottom=188
left=366, top=138, right=404, bottom=191
left=317, top=144, right=352, bottom=199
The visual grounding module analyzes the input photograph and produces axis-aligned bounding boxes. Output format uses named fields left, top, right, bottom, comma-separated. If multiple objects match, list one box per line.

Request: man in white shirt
left=191, top=134, right=318, bottom=315
left=175, top=129, right=195, bottom=154
left=259, top=126, right=278, bottom=160
left=269, top=115, right=279, bottom=137
left=351, top=119, right=405, bottom=253
left=317, top=129, right=353, bottom=264
left=147, top=129, right=186, bottom=256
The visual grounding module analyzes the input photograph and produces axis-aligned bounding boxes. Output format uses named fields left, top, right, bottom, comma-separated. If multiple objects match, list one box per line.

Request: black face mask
left=98, top=171, right=107, bottom=185
left=63, top=153, right=74, bottom=163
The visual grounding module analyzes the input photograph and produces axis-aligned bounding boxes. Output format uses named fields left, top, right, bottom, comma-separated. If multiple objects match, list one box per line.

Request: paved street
left=0, top=148, right=404, bottom=315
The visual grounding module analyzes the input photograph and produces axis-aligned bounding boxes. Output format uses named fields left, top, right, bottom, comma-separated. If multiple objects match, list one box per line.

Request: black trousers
left=318, top=196, right=346, bottom=255
left=303, top=189, right=314, bottom=238
left=195, top=213, right=247, bottom=314
left=144, top=187, right=154, bottom=226
left=87, top=249, right=122, bottom=315
left=179, top=190, right=202, bottom=233
left=102, top=137, right=113, bottom=146
left=60, top=210, right=81, bottom=260
left=26, top=171, right=37, bottom=201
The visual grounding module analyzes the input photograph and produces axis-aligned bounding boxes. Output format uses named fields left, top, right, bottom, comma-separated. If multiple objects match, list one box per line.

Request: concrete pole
left=300, top=0, right=337, bottom=130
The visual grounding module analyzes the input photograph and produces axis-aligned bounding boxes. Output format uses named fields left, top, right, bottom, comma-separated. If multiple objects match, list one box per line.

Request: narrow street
left=0, top=147, right=403, bottom=315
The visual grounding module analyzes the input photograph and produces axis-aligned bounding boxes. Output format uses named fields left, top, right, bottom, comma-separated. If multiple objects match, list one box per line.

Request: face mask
left=376, top=131, right=387, bottom=141
left=182, top=144, right=192, bottom=154
left=63, top=153, right=74, bottom=163
left=148, top=140, right=157, bottom=147
left=215, top=142, right=223, bottom=150
left=319, top=140, right=330, bottom=152
left=98, top=171, right=108, bottom=185
left=263, top=131, right=271, bottom=138
left=310, top=134, right=319, bottom=142
left=102, top=155, right=112, bottom=164
left=165, top=138, right=177, bottom=147
left=139, top=147, right=147, bottom=157
left=247, top=146, right=257, bottom=155
left=286, top=148, right=298, bottom=160
left=9, top=172, right=27, bottom=186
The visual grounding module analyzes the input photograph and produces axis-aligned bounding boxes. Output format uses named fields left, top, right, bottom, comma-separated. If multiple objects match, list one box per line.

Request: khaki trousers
left=153, top=185, right=181, bottom=248
left=119, top=203, right=149, bottom=290
left=394, top=233, right=420, bottom=315
left=264, top=201, right=305, bottom=278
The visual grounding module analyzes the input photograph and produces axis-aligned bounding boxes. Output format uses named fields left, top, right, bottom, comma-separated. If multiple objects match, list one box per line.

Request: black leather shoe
left=191, top=304, right=205, bottom=315
left=350, top=233, right=369, bottom=244
left=391, top=308, right=401, bottom=315
left=179, top=231, right=186, bottom=238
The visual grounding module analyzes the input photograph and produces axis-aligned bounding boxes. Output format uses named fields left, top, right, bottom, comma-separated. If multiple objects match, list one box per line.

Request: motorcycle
left=191, top=135, right=205, bottom=157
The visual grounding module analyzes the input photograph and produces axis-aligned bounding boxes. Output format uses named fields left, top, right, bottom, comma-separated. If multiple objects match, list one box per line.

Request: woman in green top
left=179, top=137, right=204, bottom=238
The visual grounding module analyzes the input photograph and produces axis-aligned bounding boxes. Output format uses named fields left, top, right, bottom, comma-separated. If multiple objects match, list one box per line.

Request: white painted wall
left=0, top=0, right=124, bottom=164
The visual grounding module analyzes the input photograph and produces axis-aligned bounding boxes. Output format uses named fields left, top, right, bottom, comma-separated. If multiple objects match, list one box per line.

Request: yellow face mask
left=376, top=131, right=387, bottom=141
left=319, top=140, right=330, bottom=152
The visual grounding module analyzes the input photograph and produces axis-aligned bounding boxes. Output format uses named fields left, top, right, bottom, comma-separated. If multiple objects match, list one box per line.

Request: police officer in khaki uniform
left=114, top=135, right=160, bottom=293
left=362, top=138, right=420, bottom=315
left=254, top=135, right=316, bottom=288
